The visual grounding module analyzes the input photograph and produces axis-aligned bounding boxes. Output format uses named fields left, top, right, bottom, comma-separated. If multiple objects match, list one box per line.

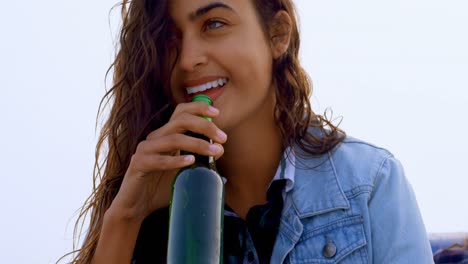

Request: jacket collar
left=287, top=141, right=350, bottom=219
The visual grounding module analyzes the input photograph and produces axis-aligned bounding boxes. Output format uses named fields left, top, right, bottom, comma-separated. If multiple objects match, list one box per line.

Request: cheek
left=169, top=72, right=185, bottom=103
left=168, top=49, right=187, bottom=103
left=217, top=41, right=272, bottom=89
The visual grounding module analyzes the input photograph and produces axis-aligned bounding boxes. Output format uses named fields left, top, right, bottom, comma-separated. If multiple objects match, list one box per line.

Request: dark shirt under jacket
left=131, top=180, right=286, bottom=264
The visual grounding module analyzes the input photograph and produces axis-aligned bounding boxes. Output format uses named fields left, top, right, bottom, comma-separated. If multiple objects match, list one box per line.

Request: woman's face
left=168, top=0, right=275, bottom=132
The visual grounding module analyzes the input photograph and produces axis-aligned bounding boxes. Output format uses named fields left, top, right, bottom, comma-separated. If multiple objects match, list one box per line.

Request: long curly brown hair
left=59, top=0, right=345, bottom=263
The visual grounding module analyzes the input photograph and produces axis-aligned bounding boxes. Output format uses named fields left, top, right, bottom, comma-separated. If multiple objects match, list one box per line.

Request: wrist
left=104, top=204, right=146, bottom=227
left=92, top=205, right=143, bottom=264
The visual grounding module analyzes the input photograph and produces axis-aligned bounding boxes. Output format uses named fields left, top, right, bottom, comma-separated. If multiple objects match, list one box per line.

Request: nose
left=177, top=35, right=208, bottom=72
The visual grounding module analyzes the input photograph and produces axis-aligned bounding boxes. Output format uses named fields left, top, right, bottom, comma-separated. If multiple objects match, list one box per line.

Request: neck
left=216, top=94, right=283, bottom=218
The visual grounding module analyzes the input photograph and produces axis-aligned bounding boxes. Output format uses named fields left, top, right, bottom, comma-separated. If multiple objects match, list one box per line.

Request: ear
left=269, top=10, right=292, bottom=60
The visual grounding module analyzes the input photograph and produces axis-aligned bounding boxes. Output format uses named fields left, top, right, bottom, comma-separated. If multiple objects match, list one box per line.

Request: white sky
left=0, top=0, right=467, bottom=263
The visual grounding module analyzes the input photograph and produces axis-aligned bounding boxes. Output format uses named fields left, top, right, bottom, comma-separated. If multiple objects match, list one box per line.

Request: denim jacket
left=131, top=136, right=434, bottom=263
left=270, top=136, right=434, bottom=263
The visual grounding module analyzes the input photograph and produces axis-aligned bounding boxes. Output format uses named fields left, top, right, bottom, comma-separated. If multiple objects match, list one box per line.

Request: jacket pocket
left=289, top=215, right=368, bottom=264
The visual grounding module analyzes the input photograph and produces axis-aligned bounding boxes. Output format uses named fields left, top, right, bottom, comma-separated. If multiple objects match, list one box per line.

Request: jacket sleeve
left=368, top=156, right=434, bottom=263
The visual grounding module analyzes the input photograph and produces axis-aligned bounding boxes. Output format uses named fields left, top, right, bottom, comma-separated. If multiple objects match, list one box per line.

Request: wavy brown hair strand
left=58, top=0, right=176, bottom=262
left=253, top=0, right=345, bottom=161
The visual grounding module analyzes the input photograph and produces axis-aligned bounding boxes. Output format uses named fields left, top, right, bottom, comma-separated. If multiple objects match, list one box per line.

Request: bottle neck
left=182, top=132, right=213, bottom=168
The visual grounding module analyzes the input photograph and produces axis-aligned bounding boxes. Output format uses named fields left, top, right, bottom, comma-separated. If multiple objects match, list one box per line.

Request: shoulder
left=295, top=132, right=399, bottom=195
left=335, top=136, right=393, bottom=159
left=327, top=135, right=397, bottom=191
left=285, top=133, right=433, bottom=263
left=290, top=133, right=400, bottom=215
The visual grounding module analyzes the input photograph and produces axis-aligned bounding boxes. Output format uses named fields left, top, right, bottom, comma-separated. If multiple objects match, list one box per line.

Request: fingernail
left=209, top=144, right=222, bottom=154
left=184, top=155, right=194, bottom=162
left=208, top=106, right=219, bottom=114
left=217, top=130, right=227, bottom=141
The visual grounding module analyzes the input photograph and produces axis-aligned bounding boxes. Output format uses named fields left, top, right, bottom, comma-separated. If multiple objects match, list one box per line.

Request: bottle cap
left=192, top=94, right=213, bottom=106
left=192, top=95, right=213, bottom=122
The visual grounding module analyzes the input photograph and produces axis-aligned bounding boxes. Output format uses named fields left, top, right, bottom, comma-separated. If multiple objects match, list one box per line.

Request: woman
left=64, top=0, right=434, bottom=263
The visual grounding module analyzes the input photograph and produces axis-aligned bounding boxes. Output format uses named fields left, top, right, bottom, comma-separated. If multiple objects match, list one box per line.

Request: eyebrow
left=189, top=2, right=236, bottom=21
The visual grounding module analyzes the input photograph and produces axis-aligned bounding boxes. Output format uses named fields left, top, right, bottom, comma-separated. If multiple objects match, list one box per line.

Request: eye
left=204, top=19, right=226, bottom=31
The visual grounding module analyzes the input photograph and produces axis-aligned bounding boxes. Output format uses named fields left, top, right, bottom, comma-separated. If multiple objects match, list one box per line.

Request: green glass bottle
left=167, top=95, right=224, bottom=263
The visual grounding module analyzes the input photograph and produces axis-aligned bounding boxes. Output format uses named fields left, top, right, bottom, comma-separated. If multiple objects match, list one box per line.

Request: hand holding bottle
left=107, top=101, right=227, bottom=222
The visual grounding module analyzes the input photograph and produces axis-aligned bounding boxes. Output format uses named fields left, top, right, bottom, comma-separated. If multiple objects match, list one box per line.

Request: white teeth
left=186, top=78, right=228, bottom=95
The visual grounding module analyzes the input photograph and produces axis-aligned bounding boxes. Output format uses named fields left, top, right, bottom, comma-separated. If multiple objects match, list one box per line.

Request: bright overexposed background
left=0, top=0, right=466, bottom=263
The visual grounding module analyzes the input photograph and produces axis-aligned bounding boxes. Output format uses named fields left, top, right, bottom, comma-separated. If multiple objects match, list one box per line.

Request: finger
left=146, top=102, right=223, bottom=142
left=148, top=112, right=227, bottom=144
left=170, top=113, right=227, bottom=143
left=130, top=152, right=195, bottom=174
left=212, top=143, right=224, bottom=161
left=171, top=101, right=220, bottom=121
left=139, top=134, right=224, bottom=157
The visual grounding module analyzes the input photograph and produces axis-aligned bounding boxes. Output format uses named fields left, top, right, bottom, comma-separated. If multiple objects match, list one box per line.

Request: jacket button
left=323, top=241, right=337, bottom=258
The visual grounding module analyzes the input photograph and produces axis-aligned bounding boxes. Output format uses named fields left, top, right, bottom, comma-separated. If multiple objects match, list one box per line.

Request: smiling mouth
left=185, top=78, right=229, bottom=95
